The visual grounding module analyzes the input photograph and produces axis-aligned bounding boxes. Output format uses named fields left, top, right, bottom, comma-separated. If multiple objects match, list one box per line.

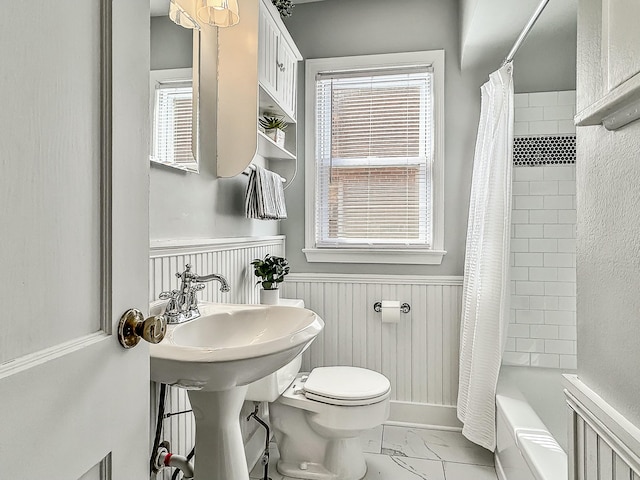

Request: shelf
left=259, top=85, right=296, bottom=124
left=257, top=131, right=296, bottom=161
left=575, top=71, right=640, bottom=130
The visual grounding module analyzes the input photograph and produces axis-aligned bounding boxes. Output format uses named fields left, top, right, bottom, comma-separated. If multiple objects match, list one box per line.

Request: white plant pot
left=259, top=288, right=280, bottom=305
left=265, top=128, right=286, bottom=148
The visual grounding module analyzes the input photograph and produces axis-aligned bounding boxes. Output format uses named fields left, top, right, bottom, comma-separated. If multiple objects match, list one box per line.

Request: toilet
left=245, top=299, right=391, bottom=480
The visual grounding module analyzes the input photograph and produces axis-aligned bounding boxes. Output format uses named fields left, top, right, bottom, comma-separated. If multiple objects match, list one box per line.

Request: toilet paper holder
left=373, top=302, right=411, bottom=314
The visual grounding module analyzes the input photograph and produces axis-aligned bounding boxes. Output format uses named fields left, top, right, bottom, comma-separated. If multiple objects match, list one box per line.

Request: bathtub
left=495, top=366, right=570, bottom=480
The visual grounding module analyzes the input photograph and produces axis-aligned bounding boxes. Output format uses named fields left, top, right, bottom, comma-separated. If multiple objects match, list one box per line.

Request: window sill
left=302, top=248, right=446, bottom=265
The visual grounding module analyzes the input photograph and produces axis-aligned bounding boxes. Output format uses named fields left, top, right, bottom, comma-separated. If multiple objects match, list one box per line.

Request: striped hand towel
left=245, top=165, right=288, bottom=220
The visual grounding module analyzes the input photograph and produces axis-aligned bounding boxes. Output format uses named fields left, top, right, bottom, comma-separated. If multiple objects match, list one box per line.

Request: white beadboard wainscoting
left=564, top=375, right=640, bottom=480
left=281, top=273, right=464, bottom=427
left=149, top=236, right=285, bottom=480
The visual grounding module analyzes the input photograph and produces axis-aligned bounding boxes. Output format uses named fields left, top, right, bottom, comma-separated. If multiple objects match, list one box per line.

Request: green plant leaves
left=271, top=0, right=294, bottom=17
left=259, top=115, right=288, bottom=131
left=251, top=254, right=290, bottom=290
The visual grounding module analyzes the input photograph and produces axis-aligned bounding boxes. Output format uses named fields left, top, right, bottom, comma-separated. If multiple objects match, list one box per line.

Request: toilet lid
left=303, top=367, right=390, bottom=405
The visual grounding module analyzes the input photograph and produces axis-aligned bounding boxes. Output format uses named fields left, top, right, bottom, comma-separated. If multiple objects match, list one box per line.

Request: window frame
left=149, top=67, right=199, bottom=173
left=304, top=51, right=446, bottom=265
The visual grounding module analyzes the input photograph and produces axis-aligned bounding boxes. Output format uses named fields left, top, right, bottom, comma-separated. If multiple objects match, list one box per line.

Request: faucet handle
left=175, top=264, right=196, bottom=278
left=191, top=283, right=206, bottom=292
left=159, top=289, right=179, bottom=300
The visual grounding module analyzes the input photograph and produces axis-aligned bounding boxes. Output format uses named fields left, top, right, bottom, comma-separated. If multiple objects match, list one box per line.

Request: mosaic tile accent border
left=514, top=135, right=576, bottom=167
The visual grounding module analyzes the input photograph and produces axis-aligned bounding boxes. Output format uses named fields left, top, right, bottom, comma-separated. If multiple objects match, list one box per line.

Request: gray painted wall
left=147, top=1, right=575, bottom=255
left=513, top=32, right=576, bottom=94
left=281, top=0, right=493, bottom=275
left=576, top=0, right=640, bottom=427
left=149, top=17, right=277, bottom=241
left=150, top=16, right=192, bottom=70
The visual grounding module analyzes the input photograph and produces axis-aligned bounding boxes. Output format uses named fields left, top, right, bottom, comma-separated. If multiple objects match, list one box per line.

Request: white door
left=0, top=1, right=150, bottom=479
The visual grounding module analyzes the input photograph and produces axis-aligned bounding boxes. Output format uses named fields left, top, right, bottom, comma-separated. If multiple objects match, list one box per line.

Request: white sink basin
left=150, top=301, right=324, bottom=391
left=149, top=301, right=324, bottom=480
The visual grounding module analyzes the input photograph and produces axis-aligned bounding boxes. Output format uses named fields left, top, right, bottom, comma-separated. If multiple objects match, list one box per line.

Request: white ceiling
left=151, top=0, right=328, bottom=14
left=461, top=0, right=577, bottom=69
left=150, top=0, right=169, bottom=17
left=150, top=0, right=577, bottom=70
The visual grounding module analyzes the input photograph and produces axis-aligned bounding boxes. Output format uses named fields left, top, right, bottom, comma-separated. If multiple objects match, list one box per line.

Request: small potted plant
left=271, top=0, right=294, bottom=17
left=259, top=114, right=288, bottom=148
left=251, top=254, right=290, bottom=305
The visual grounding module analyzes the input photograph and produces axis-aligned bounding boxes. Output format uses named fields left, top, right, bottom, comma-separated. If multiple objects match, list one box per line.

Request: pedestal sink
left=149, top=302, right=324, bottom=480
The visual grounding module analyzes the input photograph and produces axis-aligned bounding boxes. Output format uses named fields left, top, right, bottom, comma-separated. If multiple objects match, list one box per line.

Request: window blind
left=152, top=80, right=194, bottom=166
left=314, top=67, right=434, bottom=247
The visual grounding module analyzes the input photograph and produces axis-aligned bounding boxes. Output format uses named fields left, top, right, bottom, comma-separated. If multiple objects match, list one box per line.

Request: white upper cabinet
left=258, top=0, right=300, bottom=120
left=258, top=6, right=280, bottom=103
left=218, top=0, right=302, bottom=178
left=276, top=38, right=298, bottom=118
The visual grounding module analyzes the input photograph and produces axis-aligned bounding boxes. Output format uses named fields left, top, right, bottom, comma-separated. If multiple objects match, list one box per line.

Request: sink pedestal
left=188, top=386, right=251, bottom=480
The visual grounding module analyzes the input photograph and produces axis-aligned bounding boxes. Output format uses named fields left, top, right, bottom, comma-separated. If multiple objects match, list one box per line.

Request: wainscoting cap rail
left=286, top=273, right=463, bottom=285
left=564, top=374, right=640, bottom=475
left=149, top=235, right=286, bottom=257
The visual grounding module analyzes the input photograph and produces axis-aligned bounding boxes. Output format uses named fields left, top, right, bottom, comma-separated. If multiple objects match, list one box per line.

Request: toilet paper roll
left=381, top=300, right=401, bottom=323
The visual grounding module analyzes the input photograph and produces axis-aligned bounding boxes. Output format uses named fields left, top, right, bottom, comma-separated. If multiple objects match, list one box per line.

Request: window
left=149, top=68, right=198, bottom=173
left=304, top=51, right=445, bottom=264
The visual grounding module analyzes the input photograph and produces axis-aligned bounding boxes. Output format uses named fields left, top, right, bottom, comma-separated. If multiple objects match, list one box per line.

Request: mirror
left=150, top=0, right=200, bottom=173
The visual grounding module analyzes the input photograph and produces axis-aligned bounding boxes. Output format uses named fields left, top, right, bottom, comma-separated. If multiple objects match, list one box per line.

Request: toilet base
left=270, top=370, right=390, bottom=480
left=276, top=436, right=367, bottom=480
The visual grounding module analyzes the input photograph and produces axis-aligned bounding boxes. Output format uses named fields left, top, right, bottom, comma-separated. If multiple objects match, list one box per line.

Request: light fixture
left=197, top=0, right=240, bottom=28
left=169, top=0, right=200, bottom=30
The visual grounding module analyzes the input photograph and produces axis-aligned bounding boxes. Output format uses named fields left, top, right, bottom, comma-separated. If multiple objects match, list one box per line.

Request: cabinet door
left=277, top=39, right=298, bottom=118
left=258, top=3, right=279, bottom=100
left=606, top=0, right=640, bottom=90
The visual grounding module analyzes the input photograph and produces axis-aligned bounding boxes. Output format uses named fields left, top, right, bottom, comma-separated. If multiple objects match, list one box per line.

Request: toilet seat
left=302, top=366, right=390, bottom=406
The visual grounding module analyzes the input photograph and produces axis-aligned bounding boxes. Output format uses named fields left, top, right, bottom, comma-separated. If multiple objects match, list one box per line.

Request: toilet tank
left=244, top=299, right=305, bottom=402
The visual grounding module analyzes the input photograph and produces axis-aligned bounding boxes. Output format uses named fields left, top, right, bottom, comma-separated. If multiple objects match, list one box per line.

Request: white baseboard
left=387, top=401, right=462, bottom=430
left=495, top=454, right=507, bottom=480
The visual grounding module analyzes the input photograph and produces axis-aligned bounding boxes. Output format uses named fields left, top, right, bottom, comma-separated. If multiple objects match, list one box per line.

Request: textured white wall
left=576, top=0, right=640, bottom=429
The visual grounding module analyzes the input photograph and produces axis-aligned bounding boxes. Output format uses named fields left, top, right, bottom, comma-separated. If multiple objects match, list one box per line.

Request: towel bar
left=242, top=164, right=286, bottom=182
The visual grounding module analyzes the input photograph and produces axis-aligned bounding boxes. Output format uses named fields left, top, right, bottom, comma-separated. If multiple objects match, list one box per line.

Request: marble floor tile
left=363, top=453, right=445, bottom=480
left=443, top=461, right=498, bottom=480
left=249, top=427, right=497, bottom=480
left=382, top=426, right=494, bottom=466
left=361, top=425, right=383, bottom=454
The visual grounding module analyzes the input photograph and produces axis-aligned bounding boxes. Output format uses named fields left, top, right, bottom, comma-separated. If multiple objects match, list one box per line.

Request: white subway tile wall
left=514, top=91, right=576, bottom=136
left=505, top=91, right=577, bottom=370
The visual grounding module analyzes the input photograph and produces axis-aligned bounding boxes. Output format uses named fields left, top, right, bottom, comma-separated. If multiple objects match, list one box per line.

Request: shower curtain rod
left=502, top=0, right=551, bottom=66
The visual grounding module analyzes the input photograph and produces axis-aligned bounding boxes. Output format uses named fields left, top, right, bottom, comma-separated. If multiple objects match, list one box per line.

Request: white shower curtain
left=457, top=63, right=514, bottom=451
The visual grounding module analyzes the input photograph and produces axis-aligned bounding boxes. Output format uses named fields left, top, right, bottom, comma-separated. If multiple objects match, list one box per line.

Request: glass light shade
left=169, top=0, right=200, bottom=30
left=197, top=0, right=240, bottom=28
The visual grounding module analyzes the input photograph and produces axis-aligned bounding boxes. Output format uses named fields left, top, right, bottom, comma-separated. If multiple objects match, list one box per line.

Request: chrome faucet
left=159, top=264, right=230, bottom=324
